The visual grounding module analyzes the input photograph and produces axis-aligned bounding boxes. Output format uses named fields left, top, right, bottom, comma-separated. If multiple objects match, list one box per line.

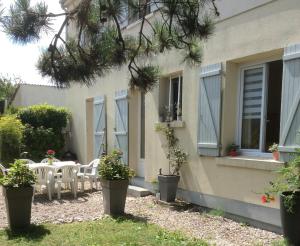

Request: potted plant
left=226, top=143, right=239, bottom=157
left=99, top=150, right=135, bottom=215
left=262, top=149, right=300, bottom=245
left=0, top=160, right=36, bottom=230
left=155, top=124, right=188, bottom=202
left=46, top=149, right=56, bottom=165
left=269, top=143, right=279, bottom=161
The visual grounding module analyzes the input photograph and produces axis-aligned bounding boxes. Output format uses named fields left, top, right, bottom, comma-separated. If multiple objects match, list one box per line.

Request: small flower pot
left=158, top=175, right=180, bottom=202
left=2, top=186, right=34, bottom=231
left=272, top=151, right=280, bottom=161
left=229, top=150, right=238, bottom=157
left=100, top=179, right=129, bottom=216
left=280, top=191, right=300, bottom=245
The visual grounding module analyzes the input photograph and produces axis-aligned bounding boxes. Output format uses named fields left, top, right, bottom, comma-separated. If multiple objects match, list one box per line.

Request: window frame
left=237, top=63, right=271, bottom=157
left=168, top=74, right=183, bottom=122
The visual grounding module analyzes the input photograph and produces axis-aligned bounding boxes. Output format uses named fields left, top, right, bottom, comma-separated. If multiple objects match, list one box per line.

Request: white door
left=137, top=92, right=145, bottom=177
left=114, top=90, right=129, bottom=165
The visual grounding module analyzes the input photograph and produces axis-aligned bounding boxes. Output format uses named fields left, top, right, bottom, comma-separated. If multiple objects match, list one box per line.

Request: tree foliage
left=0, top=0, right=219, bottom=92
left=0, top=75, right=21, bottom=104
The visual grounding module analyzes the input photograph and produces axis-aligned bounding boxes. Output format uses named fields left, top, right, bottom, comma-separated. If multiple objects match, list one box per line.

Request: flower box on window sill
left=155, top=121, right=185, bottom=129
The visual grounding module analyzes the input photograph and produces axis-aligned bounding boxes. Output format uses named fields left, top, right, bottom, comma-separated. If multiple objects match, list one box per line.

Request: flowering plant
left=46, top=149, right=55, bottom=159
left=268, top=143, right=279, bottom=153
left=262, top=149, right=300, bottom=212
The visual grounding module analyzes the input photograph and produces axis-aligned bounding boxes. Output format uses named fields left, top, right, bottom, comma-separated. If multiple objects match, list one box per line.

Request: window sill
left=216, top=156, right=284, bottom=171
left=155, top=121, right=185, bottom=128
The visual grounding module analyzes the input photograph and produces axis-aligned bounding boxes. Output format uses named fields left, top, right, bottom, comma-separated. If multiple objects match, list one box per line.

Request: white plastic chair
left=56, top=165, right=79, bottom=199
left=19, top=159, right=36, bottom=164
left=41, top=158, right=61, bottom=163
left=0, top=164, right=7, bottom=176
left=31, top=165, right=56, bottom=201
left=77, top=159, right=100, bottom=192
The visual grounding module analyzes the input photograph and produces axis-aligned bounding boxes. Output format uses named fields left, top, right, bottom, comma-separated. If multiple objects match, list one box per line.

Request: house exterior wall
left=64, top=0, right=300, bottom=229
left=12, top=84, right=66, bottom=108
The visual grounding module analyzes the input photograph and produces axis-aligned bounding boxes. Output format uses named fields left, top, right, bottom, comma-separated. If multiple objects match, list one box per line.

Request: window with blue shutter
left=197, top=63, right=222, bottom=157
left=279, top=44, right=300, bottom=161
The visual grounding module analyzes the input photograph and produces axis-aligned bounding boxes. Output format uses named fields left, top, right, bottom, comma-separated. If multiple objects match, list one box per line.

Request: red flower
left=47, top=150, right=55, bottom=155
left=261, top=195, right=268, bottom=203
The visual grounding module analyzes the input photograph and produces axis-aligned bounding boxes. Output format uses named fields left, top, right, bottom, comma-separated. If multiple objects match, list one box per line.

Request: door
left=114, top=90, right=129, bottom=164
left=93, top=96, right=106, bottom=159
left=137, top=92, right=145, bottom=177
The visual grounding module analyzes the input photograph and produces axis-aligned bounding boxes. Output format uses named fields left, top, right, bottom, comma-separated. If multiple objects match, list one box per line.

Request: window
left=238, top=60, right=283, bottom=154
left=159, top=74, right=183, bottom=122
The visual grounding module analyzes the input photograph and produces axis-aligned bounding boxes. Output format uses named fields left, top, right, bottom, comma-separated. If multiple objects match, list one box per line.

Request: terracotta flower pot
left=272, top=151, right=279, bottom=161
left=229, top=150, right=238, bottom=157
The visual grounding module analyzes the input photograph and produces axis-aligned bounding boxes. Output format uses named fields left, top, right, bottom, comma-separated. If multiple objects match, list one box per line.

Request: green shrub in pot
left=262, top=149, right=300, bottom=245
left=0, top=160, right=36, bottom=230
left=99, top=150, right=135, bottom=215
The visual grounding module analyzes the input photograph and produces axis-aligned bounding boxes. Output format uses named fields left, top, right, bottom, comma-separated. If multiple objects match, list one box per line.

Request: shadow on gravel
left=32, top=191, right=98, bottom=205
left=4, top=225, right=50, bottom=242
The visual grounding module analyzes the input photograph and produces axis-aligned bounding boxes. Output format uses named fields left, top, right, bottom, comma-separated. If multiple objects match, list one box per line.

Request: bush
left=99, top=150, right=135, bottom=180
left=0, top=160, right=36, bottom=187
left=17, top=104, right=70, bottom=161
left=0, top=115, right=24, bottom=166
left=22, top=125, right=64, bottom=162
left=18, top=104, right=70, bottom=132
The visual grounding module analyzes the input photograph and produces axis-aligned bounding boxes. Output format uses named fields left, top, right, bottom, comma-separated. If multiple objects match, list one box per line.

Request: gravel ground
left=0, top=184, right=282, bottom=246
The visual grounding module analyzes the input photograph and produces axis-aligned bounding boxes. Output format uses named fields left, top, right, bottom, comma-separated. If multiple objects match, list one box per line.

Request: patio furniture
left=0, top=163, right=7, bottom=176
left=56, top=164, right=79, bottom=199
left=77, top=159, right=100, bottom=192
left=41, top=158, right=61, bottom=163
left=19, top=159, right=36, bottom=164
left=31, top=165, right=56, bottom=201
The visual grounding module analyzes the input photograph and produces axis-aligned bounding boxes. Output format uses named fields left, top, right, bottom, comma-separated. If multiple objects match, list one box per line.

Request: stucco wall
left=12, top=84, right=66, bottom=108
left=64, top=0, right=300, bottom=217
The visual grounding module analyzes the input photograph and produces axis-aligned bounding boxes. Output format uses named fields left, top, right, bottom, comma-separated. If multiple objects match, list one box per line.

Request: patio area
left=0, top=185, right=282, bottom=246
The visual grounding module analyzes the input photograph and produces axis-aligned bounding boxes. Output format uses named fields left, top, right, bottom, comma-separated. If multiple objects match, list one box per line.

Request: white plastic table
left=27, top=161, right=78, bottom=170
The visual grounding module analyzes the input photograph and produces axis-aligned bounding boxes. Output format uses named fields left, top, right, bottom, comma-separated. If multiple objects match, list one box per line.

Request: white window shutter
left=119, top=2, right=129, bottom=28
left=93, top=96, right=106, bottom=158
left=197, top=63, right=222, bottom=157
left=114, top=90, right=129, bottom=165
left=279, top=44, right=300, bottom=161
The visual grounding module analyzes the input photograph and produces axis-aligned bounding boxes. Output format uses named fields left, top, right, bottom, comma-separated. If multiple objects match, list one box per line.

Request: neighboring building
left=63, top=0, right=300, bottom=232
left=12, top=84, right=66, bottom=108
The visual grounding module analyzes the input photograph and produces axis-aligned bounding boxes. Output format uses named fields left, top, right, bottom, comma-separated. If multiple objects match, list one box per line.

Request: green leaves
left=0, top=159, right=36, bottom=187
left=1, top=0, right=218, bottom=92
left=99, top=150, right=135, bottom=180
left=1, top=0, right=50, bottom=44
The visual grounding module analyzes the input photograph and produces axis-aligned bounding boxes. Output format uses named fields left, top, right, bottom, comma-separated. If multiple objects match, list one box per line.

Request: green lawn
left=0, top=217, right=209, bottom=246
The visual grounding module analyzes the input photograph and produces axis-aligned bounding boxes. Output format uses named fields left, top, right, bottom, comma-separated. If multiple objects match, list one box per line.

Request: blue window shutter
left=197, top=63, right=222, bottom=157
left=114, top=90, right=129, bottom=165
left=93, top=96, right=106, bottom=159
left=279, top=44, right=300, bottom=161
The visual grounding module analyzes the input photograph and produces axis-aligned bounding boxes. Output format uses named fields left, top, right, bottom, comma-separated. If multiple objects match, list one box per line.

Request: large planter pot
left=2, top=186, right=34, bottom=230
left=100, top=179, right=129, bottom=216
left=158, top=175, right=180, bottom=202
left=280, top=191, right=300, bottom=245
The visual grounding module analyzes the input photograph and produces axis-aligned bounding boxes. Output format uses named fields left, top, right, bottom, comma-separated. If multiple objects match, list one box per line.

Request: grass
left=0, top=217, right=209, bottom=246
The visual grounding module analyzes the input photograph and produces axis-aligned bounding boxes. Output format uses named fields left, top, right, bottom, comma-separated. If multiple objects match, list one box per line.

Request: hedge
left=0, top=115, right=24, bottom=166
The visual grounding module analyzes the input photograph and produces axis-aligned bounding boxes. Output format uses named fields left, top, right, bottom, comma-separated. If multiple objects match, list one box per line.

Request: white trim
left=237, top=64, right=267, bottom=153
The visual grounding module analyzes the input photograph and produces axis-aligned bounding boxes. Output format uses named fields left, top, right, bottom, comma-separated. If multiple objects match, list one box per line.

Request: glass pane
left=241, top=67, right=263, bottom=149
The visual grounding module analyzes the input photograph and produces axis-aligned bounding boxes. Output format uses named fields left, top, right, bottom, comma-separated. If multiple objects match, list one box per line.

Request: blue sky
left=0, top=1, right=64, bottom=85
